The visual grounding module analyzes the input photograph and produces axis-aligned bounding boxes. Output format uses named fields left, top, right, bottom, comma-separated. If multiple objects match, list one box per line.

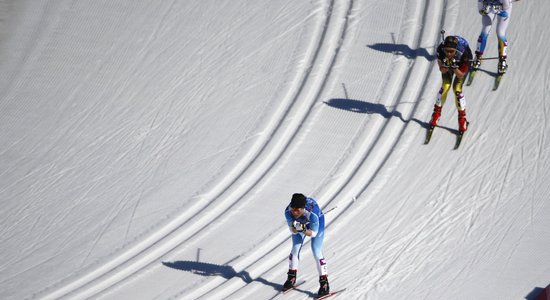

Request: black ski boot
left=498, top=56, right=508, bottom=74
left=472, top=52, right=482, bottom=70
left=282, top=269, right=297, bottom=291
left=317, top=275, right=330, bottom=298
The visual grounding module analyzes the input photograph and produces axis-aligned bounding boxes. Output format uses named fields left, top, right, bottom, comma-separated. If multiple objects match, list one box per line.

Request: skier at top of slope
left=283, top=193, right=329, bottom=298
left=472, top=0, right=513, bottom=74
left=429, top=35, right=473, bottom=133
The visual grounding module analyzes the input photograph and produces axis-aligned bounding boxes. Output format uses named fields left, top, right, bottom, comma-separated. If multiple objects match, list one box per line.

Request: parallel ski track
left=37, top=0, right=446, bottom=299
left=185, top=0, right=449, bottom=299
left=35, top=1, right=348, bottom=299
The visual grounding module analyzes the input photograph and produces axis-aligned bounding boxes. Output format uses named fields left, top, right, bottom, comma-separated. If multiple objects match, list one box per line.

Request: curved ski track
left=37, top=0, right=448, bottom=299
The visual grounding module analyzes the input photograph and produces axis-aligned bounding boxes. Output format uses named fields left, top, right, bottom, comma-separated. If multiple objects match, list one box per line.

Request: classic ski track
left=329, top=0, right=450, bottom=295
left=182, top=0, right=448, bottom=299
left=35, top=1, right=345, bottom=299
left=37, top=0, right=445, bottom=299
left=165, top=2, right=354, bottom=299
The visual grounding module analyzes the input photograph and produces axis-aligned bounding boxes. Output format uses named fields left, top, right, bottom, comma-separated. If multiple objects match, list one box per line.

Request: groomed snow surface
left=1, top=0, right=549, bottom=299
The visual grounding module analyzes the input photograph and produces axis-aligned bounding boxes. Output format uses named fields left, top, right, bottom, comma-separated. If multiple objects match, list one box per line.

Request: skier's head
left=443, top=36, right=458, bottom=49
left=290, top=193, right=307, bottom=209
left=443, top=36, right=458, bottom=58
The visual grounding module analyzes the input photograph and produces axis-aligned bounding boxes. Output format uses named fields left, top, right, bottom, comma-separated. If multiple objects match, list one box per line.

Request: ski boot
left=472, top=52, right=482, bottom=70
left=317, top=275, right=330, bottom=298
left=282, top=269, right=297, bottom=291
left=430, top=104, right=442, bottom=127
left=498, top=56, right=508, bottom=74
left=458, top=109, right=468, bottom=133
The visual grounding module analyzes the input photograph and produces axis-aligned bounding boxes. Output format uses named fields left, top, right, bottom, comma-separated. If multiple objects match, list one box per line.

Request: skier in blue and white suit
left=473, top=0, right=513, bottom=74
left=282, top=193, right=329, bottom=297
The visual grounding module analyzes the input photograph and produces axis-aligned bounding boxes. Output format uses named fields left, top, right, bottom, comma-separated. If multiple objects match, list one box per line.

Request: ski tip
left=493, top=74, right=503, bottom=90
left=466, top=72, right=476, bottom=86
left=424, top=126, right=434, bottom=144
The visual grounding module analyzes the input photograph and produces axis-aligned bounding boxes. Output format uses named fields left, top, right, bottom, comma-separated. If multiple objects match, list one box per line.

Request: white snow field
left=1, top=0, right=549, bottom=299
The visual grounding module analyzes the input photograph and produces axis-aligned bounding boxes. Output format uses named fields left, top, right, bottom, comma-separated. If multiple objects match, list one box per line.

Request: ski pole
left=323, top=206, right=338, bottom=215
left=479, top=57, right=501, bottom=60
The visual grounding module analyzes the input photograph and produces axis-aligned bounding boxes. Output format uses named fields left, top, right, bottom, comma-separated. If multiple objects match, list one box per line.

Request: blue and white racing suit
left=284, top=197, right=327, bottom=276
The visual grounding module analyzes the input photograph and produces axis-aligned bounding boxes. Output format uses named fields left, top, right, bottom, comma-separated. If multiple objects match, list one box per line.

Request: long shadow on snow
left=324, top=98, right=459, bottom=135
left=367, top=43, right=435, bottom=61
left=163, top=261, right=314, bottom=297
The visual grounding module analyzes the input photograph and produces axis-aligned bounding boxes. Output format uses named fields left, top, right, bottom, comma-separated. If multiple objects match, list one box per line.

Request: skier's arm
left=285, top=209, right=298, bottom=234
left=478, top=0, right=487, bottom=15
left=453, top=47, right=473, bottom=78
left=304, top=213, right=320, bottom=237
left=452, top=58, right=470, bottom=78
left=452, top=67, right=466, bottom=78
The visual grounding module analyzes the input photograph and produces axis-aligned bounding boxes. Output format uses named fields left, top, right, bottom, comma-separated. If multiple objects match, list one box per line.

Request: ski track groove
left=34, top=1, right=340, bottom=299
left=331, top=0, right=447, bottom=297
left=169, top=0, right=354, bottom=298
left=202, top=0, right=448, bottom=299
left=34, top=0, right=447, bottom=298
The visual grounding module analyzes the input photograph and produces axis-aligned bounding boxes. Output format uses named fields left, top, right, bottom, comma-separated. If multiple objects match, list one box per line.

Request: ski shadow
left=324, top=98, right=429, bottom=129
left=366, top=43, right=435, bottom=61
left=475, top=67, right=500, bottom=78
left=162, top=260, right=314, bottom=297
left=525, top=286, right=547, bottom=300
left=431, top=124, right=461, bottom=135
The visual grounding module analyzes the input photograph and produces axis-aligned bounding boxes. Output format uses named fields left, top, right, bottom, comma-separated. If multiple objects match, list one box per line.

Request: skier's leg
left=437, top=73, right=452, bottom=107
left=453, top=76, right=468, bottom=132
left=289, top=233, right=305, bottom=270
left=311, top=216, right=327, bottom=276
left=283, top=233, right=305, bottom=290
left=311, top=216, right=329, bottom=297
left=430, top=73, right=452, bottom=126
left=496, top=7, right=511, bottom=73
left=476, top=13, right=494, bottom=57
left=452, top=76, right=466, bottom=110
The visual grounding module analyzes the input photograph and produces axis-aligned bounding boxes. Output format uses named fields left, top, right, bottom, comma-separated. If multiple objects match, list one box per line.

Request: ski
left=493, top=73, right=504, bottom=90
left=454, top=132, right=465, bottom=149
left=316, top=288, right=346, bottom=299
left=466, top=69, right=477, bottom=86
left=454, top=122, right=469, bottom=150
left=424, top=125, right=435, bottom=144
left=281, top=280, right=306, bottom=294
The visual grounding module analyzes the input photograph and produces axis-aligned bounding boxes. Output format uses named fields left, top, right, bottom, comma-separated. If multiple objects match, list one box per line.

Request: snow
left=1, top=0, right=549, bottom=299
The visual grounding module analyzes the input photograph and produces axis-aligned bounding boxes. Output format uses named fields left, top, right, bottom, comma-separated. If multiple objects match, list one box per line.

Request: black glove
left=444, top=58, right=459, bottom=69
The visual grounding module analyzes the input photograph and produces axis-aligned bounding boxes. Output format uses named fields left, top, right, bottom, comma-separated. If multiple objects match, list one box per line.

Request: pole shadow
left=162, top=260, right=314, bottom=296
left=366, top=43, right=435, bottom=61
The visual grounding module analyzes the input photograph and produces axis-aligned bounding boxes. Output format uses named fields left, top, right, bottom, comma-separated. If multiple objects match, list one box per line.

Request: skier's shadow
left=324, top=98, right=429, bottom=128
left=366, top=43, right=435, bottom=61
left=162, top=261, right=315, bottom=297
